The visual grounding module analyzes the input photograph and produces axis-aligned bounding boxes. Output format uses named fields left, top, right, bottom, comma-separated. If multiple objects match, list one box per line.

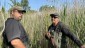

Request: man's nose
left=20, top=13, right=23, bottom=15
left=51, top=18, right=54, bottom=21
left=52, top=18, right=55, bottom=20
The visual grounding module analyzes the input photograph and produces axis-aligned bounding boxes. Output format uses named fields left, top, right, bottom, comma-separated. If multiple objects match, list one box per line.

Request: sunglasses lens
left=18, top=10, right=23, bottom=14
left=51, top=16, right=58, bottom=18
left=54, top=17, right=57, bottom=18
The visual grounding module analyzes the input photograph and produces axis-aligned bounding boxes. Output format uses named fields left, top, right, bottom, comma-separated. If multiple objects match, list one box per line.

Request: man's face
left=51, top=16, right=59, bottom=25
left=12, top=10, right=24, bottom=20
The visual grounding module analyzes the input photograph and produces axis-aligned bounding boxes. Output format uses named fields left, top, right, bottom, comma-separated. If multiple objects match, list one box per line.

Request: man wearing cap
left=2, top=6, right=29, bottom=48
left=45, top=13, right=85, bottom=48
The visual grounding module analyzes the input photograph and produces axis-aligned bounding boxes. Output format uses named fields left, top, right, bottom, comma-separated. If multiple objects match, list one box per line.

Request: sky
left=0, top=0, right=74, bottom=11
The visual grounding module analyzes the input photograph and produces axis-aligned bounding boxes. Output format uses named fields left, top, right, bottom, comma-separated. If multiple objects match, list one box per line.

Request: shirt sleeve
left=5, top=20, right=21, bottom=42
left=60, top=22, right=83, bottom=47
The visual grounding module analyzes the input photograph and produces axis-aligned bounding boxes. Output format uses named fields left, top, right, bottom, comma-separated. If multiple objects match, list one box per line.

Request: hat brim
left=51, top=16, right=58, bottom=18
left=50, top=15, right=58, bottom=17
left=50, top=14, right=59, bottom=17
left=50, top=14, right=58, bottom=16
left=18, top=10, right=26, bottom=13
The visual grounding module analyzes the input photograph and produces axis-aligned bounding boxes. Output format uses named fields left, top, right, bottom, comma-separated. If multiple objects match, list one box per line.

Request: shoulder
left=5, top=18, right=18, bottom=25
left=58, top=21, right=66, bottom=27
left=6, top=18, right=18, bottom=23
left=5, top=18, right=18, bottom=23
left=48, top=24, right=53, bottom=29
left=58, top=21, right=69, bottom=29
left=58, top=21, right=67, bottom=29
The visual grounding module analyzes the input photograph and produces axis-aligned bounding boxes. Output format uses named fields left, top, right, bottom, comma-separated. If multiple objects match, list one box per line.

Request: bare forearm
left=11, top=39, right=26, bottom=48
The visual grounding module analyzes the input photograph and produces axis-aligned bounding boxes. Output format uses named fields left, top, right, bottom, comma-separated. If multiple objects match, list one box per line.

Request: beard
left=13, top=16, right=22, bottom=21
left=18, top=16, right=22, bottom=21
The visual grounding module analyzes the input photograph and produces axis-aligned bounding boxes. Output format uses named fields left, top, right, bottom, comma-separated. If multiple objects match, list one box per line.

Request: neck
left=10, top=16, right=19, bottom=21
left=53, top=21, right=59, bottom=26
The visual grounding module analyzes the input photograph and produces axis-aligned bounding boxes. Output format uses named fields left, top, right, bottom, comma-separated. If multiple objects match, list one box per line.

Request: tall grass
left=0, top=5, right=85, bottom=48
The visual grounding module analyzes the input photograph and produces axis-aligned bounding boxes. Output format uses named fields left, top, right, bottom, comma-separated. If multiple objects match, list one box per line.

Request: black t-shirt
left=2, top=18, right=29, bottom=48
left=48, top=21, right=82, bottom=48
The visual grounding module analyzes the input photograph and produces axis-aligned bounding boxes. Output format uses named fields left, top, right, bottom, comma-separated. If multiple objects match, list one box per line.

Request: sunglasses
left=51, top=16, right=58, bottom=18
left=18, top=10, right=24, bottom=14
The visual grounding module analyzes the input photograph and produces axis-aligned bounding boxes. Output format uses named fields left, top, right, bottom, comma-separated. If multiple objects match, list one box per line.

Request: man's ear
left=11, top=11, right=14, bottom=14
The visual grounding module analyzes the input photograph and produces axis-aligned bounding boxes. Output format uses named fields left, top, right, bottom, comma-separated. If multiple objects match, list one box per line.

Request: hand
left=81, top=45, right=85, bottom=48
left=51, top=38, right=57, bottom=48
left=46, top=32, right=51, bottom=39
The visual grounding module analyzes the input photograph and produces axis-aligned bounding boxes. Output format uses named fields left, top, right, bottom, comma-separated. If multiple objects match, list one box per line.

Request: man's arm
left=45, top=32, right=51, bottom=39
left=45, top=32, right=57, bottom=48
left=60, top=23, right=83, bottom=47
left=81, top=45, right=85, bottom=48
left=11, top=39, right=26, bottom=48
left=5, top=20, right=26, bottom=48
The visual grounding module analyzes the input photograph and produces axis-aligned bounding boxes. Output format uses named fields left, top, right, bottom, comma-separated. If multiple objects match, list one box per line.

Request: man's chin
left=17, top=17, right=22, bottom=21
left=19, top=18, right=22, bottom=21
left=52, top=22, right=55, bottom=24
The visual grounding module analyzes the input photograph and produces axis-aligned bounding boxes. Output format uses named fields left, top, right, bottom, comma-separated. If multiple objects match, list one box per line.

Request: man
left=2, top=6, right=29, bottom=48
left=45, top=13, right=85, bottom=48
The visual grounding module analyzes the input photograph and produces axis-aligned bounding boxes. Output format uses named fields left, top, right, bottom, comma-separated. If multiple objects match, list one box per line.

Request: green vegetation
left=0, top=0, right=85, bottom=48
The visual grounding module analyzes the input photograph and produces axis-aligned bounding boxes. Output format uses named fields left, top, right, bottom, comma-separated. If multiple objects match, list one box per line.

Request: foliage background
left=0, top=0, right=85, bottom=48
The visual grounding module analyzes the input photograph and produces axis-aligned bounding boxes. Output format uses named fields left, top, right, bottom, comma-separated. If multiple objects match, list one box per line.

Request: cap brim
left=50, top=14, right=59, bottom=17
left=50, top=14, right=58, bottom=16
left=18, top=10, right=26, bottom=13
left=51, top=16, right=58, bottom=18
left=21, top=10, right=26, bottom=13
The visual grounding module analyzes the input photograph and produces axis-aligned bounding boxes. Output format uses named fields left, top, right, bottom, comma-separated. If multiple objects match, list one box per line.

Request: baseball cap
left=10, top=6, right=26, bottom=13
left=50, top=13, right=59, bottom=18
